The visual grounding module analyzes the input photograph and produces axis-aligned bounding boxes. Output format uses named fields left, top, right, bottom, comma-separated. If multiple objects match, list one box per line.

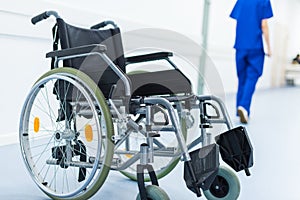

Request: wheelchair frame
left=19, top=11, right=253, bottom=200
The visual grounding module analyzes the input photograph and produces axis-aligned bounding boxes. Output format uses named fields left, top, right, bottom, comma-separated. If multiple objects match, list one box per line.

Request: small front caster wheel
left=136, top=185, right=170, bottom=200
left=203, top=166, right=240, bottom=200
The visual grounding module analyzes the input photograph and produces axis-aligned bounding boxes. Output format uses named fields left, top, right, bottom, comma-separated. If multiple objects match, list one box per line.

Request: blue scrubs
left=230, top=0, right=273, bottom=115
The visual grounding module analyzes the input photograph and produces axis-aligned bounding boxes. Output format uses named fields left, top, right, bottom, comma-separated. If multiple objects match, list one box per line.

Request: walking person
left=230, top=0, right=273, bottom=123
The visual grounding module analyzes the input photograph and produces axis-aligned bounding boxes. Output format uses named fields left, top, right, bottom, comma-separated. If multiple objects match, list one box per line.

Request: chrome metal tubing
left=144, top=97, right=191, bottom=162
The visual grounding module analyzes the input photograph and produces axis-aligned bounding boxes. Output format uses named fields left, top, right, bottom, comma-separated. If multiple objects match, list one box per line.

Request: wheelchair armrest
left=125, top=52, right=173, bottom=65
left=46, top=44, right=107, bottom=58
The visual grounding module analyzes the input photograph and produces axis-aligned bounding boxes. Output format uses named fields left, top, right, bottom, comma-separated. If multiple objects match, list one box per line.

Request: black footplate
left=215, top=126, right=253, bottom=176
left=184, top=144, right=219, bottom=196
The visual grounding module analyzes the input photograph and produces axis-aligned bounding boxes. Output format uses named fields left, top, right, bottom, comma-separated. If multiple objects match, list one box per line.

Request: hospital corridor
left=0, top=0, right=300, bottom=199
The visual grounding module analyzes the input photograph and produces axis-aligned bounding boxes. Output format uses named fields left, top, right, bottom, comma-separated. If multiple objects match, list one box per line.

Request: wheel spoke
left=20, top=69, right=113, bottom=199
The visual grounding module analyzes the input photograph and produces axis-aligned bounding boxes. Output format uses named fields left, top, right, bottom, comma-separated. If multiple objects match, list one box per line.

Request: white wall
left=0, top=0, right=299, bottom=142
left=0, top=0, right=205, bottom=140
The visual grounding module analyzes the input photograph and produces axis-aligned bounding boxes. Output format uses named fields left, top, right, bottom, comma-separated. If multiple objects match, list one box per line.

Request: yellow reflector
left=85, top=124, right=93, bottom=142
left=125, top=154, right=133, bottom=159
left=123, top=149, right=134, bottom=158
left=34, top=117, right=40, bottom=133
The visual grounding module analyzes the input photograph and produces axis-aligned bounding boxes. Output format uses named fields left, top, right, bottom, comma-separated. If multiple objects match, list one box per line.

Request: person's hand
left=266, top=48, right=272, bottom=57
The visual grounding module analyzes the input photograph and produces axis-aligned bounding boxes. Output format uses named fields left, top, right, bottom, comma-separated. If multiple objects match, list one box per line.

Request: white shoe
left=237, top=106, right=248, bottom=124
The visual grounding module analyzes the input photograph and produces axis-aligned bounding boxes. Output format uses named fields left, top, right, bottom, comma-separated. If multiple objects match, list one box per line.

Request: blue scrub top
left=230, top=0, right=273, bottom=50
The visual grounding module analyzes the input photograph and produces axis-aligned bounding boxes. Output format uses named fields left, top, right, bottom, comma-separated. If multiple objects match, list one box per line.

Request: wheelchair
left=19, top=11, right=254, bottom=200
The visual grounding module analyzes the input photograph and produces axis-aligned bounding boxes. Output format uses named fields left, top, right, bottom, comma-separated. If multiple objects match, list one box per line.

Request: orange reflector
left=34, top=117, right=40, bottom=133
left=123, top=149, right=134, bottom=158
left=125, top=154, right=133, bottom=159
left=85, top=124, right=93, bottom=142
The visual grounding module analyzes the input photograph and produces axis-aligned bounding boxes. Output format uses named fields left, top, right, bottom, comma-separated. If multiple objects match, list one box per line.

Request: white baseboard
left=0, top=132, right=19, bottom=146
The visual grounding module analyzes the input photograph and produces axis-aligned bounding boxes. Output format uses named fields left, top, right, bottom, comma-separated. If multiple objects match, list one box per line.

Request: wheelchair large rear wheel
left=118, top=115, right=187, bottom=181
left=19, top=68, right=114, bottom=200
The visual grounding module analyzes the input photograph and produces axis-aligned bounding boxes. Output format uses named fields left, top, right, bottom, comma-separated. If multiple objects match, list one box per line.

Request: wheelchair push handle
left=31, top=11, right=61, bottom=25
left=91, top=20, right=118, bottom=29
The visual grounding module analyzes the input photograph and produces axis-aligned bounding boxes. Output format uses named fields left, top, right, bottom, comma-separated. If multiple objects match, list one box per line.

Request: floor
left=1, top=86, right=300, bottom=200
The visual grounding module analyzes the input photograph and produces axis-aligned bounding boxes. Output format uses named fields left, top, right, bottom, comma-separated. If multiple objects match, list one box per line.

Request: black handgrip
left=31, top=11, right=60, bottom=25
left=31, top=11, right=50, bottom=24
left=91, top=20, right=117, bottom=29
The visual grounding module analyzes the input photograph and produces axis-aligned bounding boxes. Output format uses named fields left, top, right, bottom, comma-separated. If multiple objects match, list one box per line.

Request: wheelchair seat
left=54, top=18, right=192, bottom=98
left=126, top=69, right=191, bottom=97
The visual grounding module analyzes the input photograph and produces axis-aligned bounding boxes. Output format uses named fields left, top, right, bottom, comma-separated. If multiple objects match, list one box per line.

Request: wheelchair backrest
left=56, top=18, right=126, bottom=98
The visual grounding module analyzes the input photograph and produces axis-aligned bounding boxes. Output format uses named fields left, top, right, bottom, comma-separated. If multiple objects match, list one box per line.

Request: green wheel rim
left=31, top=67, right=114, bottom=200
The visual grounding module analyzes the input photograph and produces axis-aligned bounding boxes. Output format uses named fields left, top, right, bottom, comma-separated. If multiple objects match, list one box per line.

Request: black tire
left=203, top=166, right=240, bottom=200
left=136, top=185, right=170, bottom=200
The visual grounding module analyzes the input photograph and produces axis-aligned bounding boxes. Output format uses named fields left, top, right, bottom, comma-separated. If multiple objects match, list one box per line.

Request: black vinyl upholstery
left=126, top=70, right=191, bottom=97
left=56, top=19, right=192, bottom=98
left=57, top=18, right=125, bottom=98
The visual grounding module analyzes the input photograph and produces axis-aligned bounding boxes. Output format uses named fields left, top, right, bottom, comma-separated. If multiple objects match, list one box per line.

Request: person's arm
left=262, top=19, right=271, bottom=57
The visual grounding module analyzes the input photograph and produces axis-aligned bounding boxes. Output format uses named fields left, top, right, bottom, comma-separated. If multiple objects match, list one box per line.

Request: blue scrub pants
left=235, top=49, right=265, bottom=116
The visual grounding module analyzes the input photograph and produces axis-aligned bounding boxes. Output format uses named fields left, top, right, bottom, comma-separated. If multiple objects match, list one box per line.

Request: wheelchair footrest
left=184, top=144, right=219, bottom=196
left=215, top=126, right=253, bottom=176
